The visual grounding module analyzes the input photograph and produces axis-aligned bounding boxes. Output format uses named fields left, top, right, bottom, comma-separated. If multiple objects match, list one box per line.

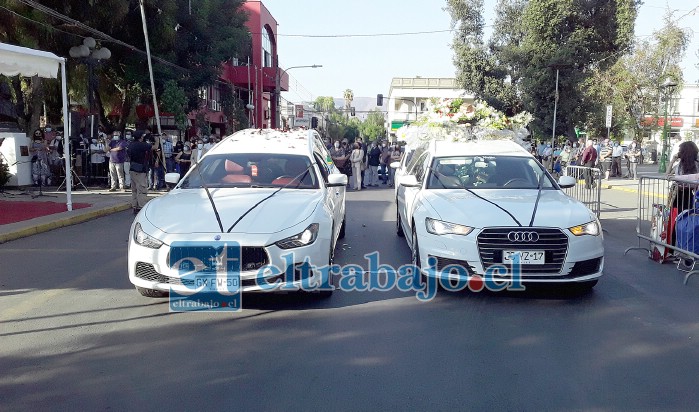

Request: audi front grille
left=476, top=228, right=569, bottom=274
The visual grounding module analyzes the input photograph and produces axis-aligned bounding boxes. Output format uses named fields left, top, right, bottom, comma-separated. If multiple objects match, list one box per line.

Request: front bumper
left=128, top=232, right=332, bottom=293
left=417, top=227, right=604, bottom=283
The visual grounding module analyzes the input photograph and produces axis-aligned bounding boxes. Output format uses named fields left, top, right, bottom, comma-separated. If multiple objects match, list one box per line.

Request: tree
left=360, top=110, right=386, bottom=142
left=0, top=0, right=251, bottom=133
left=447, top=0, right=639, bottom=139
left=583, top=10, right=689, bottom=140
left=343, top=88, right=353, bottom=118
left=313, top=96, right=336, bottom=113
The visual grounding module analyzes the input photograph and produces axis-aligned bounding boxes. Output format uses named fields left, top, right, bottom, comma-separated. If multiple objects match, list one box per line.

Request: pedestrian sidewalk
left=0, top=187, right=163, bottom=244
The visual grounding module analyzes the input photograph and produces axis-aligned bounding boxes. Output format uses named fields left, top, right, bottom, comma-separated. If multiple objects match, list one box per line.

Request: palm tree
left=343, top=89, right=353, bottom=118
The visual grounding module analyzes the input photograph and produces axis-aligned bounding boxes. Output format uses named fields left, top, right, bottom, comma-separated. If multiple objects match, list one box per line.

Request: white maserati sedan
left=396, top=139, right=603, bottom=290
left=128, top=129, right=347, bottom=298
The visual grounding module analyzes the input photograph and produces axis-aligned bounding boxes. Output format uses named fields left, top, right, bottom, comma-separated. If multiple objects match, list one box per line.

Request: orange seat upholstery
left=271, top=177, right=300, bottom=186
left=221, top=159, right=251, bottom=184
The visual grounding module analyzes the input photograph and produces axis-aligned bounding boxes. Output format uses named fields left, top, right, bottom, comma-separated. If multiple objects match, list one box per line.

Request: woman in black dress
left=175, top=143, right=193, bottom=179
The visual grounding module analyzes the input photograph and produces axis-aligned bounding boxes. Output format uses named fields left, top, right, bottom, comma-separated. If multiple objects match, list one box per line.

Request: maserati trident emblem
left=507, top=231, right=539, bottom=242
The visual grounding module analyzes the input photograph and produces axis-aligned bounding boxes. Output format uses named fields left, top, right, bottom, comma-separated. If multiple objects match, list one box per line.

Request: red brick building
left=185, top=1, right=287, bottom=137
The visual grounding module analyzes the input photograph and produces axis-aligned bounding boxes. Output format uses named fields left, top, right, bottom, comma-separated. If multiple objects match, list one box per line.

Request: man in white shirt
left=611, top=141, right=624, bottom=177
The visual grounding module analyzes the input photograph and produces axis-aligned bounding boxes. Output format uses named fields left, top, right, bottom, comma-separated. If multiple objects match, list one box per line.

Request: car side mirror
left=400, top=175, right=420, bottom=187
left=558, top=175, right=576, bottom=188
left=327, top=173, right=348, bottom=187
left=165, top=172, right=181, bottom=185
left=390, top=161, right=401, bottom=169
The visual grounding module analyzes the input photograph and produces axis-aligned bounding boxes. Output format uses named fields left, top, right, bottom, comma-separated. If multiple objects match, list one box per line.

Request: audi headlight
left=569, top=220, right=601, bottom=236
left=133, top=223, right=163, bottom=249
left=276, top=223, right=319, bottom=249
left=425, top=218, right=473, bottom=236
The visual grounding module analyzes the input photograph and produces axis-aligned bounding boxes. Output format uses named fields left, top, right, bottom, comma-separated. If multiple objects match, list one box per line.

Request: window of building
left=262, top=29, right=273, bottom=68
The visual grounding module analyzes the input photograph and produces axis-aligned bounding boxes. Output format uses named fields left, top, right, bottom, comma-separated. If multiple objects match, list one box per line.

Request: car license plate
left=503, top=250, right=545, bottom=264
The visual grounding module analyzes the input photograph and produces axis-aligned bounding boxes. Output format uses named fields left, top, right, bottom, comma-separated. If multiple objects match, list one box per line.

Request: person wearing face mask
left=611, top=141, right=623, bottom=178
left=625, top=141, right=641, bottom=179
left=330, top=140, right=351, bottom=183
left=175, top=143, right=193, bottom=178
left=107, top=131, right=127, bottom=191
left=191, top=139, right=206, bottom=165
left=127, top=132, right=152, bottom=214
left=161, top=133, right=175, bottom=173
left=367, top=141, right=381, bottom=187
left=90, top=136, right=106, bottom=184
left=389, top=144, right=402, bottom=187
left=29, top=128, right=48, bottom=163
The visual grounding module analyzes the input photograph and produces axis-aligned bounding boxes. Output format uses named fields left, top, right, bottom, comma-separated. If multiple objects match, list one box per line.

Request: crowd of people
left=326, top=137, right=402, bottom=191
left=530, top=138, right=643, bottom=189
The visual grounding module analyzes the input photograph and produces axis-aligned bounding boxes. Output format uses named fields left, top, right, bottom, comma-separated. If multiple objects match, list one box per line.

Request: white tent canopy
left=0, top=42, right=73, bottom=211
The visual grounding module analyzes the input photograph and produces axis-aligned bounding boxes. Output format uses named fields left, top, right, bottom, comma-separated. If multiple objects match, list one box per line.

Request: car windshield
left=178, top=153, right=318, bottom=189
left=426, top=155, right=556, bottom=190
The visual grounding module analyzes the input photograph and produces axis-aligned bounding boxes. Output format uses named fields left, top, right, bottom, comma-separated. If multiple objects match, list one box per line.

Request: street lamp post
left=275, top=64, right=322, bottom=129
left=69, top=37, right=111, bottom=184
left=658, top=77, right=678, bottom=173
left=548, top=63, right=570, bottom=172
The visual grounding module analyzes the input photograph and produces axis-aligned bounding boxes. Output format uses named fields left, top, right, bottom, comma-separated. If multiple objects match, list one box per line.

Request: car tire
left=338, top=215, right=346, bottom=239
left=316, top=244, right=335, bottom=298
left=412, top=227, right=422, bottom=273
left=397, top=208, right=405, bottom=237
left=136, top=286, right=169, bottom=298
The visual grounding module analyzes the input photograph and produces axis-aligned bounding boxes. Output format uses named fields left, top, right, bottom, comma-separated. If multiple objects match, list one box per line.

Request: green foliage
left=0, top=0, right=251, bottom=132
left=447, top=0, right=640, bottom=139
left=160, top=80, right=188, bottom=130
left=360, top=110, right=386, bottom=142
left=313, top=96, right=337, bottom=113
left=583, top=10, right=689, bottom=139
left=0, top=155, right=10, bottom=189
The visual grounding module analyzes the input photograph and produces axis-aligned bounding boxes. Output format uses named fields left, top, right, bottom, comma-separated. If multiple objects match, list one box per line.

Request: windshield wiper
left=428, top=167, right=522, bottom=227
left=194, top=163, right=225, bottom=233
left=528, top=171, right=546, bottom=227
left=226, top=165, right=313, bottom=233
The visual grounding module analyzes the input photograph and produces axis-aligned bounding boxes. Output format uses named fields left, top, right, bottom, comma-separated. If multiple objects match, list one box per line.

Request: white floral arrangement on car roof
left=396, top=98, right=533, bottom=149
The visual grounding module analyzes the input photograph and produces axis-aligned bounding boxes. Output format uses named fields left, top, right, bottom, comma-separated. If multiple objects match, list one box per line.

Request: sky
left=261, top=0, right=699, bottom=103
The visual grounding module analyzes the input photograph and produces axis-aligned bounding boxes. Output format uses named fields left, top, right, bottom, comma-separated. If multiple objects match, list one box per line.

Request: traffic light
left=377, top=94, right=383, bottom=106
left=311, top=116, right=318, bottom=128
left=350, top=107, right=355, bottom=116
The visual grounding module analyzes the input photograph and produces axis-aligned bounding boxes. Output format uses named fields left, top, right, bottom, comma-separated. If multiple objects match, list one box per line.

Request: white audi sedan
left=128, top=129, right=347, bottom=297
left=396, top=139, right=603, bottom=290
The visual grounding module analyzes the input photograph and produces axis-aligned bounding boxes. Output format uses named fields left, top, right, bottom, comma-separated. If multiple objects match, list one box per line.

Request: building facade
left=188, top=1, right=287, bottom=136
left=637, top=84, right=699, bottom=156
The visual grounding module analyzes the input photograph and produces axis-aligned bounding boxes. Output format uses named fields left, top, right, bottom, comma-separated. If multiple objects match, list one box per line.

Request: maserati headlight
left=276, top=223, right=319, bottom=249
left=133, top=223, right=163, bottom=249
left=425, top=218, right=473, bottom=236
left=569, top=220, right=601, bottom=236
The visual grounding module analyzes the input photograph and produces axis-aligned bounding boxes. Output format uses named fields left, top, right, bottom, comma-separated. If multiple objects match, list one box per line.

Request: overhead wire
left=9, top=0, right=188, bottom=71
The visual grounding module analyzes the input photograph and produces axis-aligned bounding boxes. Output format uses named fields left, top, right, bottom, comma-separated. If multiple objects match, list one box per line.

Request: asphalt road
left=1, top=183, right=699, bottom=411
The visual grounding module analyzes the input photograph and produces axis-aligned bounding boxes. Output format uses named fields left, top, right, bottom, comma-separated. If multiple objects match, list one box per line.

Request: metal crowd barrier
left=624, top=174, right=699, bottom=285
left=562, top=165, right=602, bottom=217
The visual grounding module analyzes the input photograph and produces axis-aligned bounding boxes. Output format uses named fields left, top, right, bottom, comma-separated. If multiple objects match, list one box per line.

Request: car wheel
left=412, top=227, right=421, bottom=272
left=136, top=286, right=169, bottom=298
left=338, top=215, right=346, bottom=239
left=397, top=207, right=404, bottom=237
left=316, top=244, right=335, bottom=298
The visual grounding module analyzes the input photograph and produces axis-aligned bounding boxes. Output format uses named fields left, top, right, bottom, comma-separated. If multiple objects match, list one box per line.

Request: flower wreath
left=396, top=98, right=533, bottom=149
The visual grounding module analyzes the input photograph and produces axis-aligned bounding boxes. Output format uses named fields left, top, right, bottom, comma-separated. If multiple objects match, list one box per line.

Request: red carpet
left=0, top=200, right=92, bottom=225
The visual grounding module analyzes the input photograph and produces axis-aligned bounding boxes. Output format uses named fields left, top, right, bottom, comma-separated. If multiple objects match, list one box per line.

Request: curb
left=0, top=202, right=132, bottom=244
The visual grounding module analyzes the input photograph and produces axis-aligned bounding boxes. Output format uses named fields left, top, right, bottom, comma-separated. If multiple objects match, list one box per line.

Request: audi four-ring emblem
left=507, top=231, right=539, bottom=242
